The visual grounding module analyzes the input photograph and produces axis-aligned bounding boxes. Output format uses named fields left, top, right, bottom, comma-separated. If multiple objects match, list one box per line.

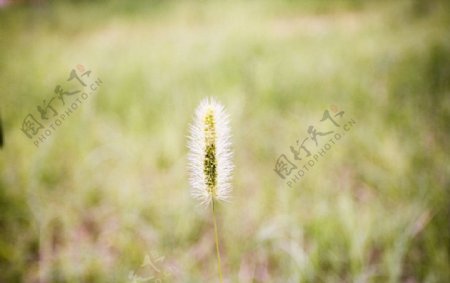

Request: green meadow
left=0, top=0, right=449, bottom=282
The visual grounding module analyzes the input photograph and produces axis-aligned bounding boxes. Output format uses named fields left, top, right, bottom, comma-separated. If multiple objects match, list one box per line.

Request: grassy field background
left=0, top=0, right=449, bottom=282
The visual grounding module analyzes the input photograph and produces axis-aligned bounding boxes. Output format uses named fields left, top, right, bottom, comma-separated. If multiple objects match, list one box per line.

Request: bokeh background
left=1, top=0, right=449, bottom=282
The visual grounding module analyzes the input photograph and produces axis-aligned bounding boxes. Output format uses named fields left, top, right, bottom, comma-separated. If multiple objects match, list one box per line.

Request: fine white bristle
left=188, top=97, right=233, bottom=207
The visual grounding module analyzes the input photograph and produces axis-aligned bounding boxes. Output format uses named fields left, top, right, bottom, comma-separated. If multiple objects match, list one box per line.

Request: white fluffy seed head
left=188, top=97, right=233, bottom=207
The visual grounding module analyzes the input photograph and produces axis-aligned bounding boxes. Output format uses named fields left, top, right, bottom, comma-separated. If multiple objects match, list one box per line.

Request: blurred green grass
left=0, top=0, right=449, bottom=282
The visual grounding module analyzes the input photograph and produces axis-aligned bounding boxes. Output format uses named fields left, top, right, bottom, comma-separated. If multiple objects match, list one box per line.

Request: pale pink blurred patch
left=0, top=0, right=10, bottom=8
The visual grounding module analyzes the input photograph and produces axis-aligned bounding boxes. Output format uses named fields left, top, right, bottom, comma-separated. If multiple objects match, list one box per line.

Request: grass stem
left=212, top=199, right=223, bottom=283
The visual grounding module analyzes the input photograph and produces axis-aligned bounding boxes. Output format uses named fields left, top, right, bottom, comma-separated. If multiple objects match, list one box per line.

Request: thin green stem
left=212, top=199, right=223, bottom=283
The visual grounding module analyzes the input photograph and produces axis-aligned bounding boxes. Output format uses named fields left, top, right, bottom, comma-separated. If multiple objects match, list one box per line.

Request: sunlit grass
left=0, top=0, right=449, bottom=282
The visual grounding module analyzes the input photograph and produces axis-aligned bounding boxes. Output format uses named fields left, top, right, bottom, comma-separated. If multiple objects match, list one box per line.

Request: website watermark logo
left=20, top=64, right=102, bottom=147
left=274, top=105, right=356, bottom=187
